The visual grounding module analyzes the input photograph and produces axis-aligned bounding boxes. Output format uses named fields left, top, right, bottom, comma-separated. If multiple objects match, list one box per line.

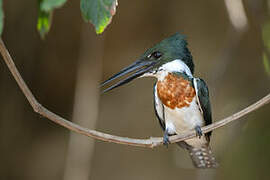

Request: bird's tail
left=177, top=142, right=218, bottom=168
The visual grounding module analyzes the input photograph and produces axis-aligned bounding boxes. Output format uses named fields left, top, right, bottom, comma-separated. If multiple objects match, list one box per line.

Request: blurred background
left=1, top=0, right=270, bottom=179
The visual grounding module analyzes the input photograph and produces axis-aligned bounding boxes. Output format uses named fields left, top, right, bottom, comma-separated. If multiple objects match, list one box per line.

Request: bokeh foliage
left=37, top=0, right=67, bottom=38
left=80, top=0, right=117, bottom=34
left=0, top=0, right=117, bottom=37
left=262, top=20, right=270, bottom=76
left=37, top=0, right=117, bottom=37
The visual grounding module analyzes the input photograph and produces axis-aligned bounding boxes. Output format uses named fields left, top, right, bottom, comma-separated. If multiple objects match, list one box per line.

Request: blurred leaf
left=262, top=21, right=270, bottom=50
left=40, top=0, right=67, bottom=12
left=262, top=20, right=270, bottom=76
left=37, top=10, right=51, bottom=39
left=0, top=0, right=4, bottom=36
left=263, top=52, right=270, bottom=76
left=80, top=0, right=118, bottom=34
left=37, top=0, right=67, bottom=38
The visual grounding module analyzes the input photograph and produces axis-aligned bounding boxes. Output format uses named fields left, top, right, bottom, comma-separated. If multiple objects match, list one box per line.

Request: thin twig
left=0, top=38, right=269, bottom=148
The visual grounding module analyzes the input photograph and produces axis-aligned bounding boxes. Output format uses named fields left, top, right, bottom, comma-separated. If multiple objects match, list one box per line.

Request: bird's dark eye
left=150, top=51, right=162, bottom=59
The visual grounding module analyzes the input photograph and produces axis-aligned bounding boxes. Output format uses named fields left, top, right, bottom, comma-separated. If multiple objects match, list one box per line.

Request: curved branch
left=0, top=38, right=269, bottom=148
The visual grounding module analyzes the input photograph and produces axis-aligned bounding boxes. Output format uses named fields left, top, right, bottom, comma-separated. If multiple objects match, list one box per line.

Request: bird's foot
left=163, top=129, right=170, bottom=147
left=195, top=125, right=203, bottom=138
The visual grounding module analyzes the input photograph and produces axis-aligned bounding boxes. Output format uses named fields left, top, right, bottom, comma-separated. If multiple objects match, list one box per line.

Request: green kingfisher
left=101, top=33, right=218, bottom=168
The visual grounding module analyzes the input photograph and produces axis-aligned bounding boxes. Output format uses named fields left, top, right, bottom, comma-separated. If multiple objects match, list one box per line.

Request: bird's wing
left=153, top=83, right=165, bottom=131
left=193, top=78, right=212, bottom=138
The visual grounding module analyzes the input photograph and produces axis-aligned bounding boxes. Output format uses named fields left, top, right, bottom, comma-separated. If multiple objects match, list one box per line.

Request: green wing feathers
left=195, top=78, right=212, bottom=138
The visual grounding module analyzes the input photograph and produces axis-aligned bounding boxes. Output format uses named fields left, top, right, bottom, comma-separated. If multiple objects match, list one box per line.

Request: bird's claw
left=163, top=130, right=170, bottom=147
left=195, top=126, right=203, bottom=138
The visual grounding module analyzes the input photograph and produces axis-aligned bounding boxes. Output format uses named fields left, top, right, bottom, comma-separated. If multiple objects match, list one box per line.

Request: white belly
left=164, top=98, right=204, bottom=134
left=165, top=100, right=207, bottom=147
left=154, top=86, right=207, bottom=147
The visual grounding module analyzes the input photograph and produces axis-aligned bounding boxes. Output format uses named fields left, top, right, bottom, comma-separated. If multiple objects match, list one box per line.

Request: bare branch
left=0, top=38, right=269, bottom=148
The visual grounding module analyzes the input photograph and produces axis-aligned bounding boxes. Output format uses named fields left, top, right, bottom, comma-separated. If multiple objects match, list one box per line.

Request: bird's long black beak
left=101, top=60, right=156, bottom=93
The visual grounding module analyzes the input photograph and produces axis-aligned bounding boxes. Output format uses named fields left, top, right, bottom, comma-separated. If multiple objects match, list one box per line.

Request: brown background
left=1, top=0, right=270, bottom=180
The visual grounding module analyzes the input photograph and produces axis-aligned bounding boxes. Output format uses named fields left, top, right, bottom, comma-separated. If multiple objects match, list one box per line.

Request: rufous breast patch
left=157, top=73, right=196, bottom=109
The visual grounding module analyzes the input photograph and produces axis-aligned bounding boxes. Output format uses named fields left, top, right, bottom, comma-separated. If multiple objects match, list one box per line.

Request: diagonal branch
left=0, top=38, right=269, bottom=148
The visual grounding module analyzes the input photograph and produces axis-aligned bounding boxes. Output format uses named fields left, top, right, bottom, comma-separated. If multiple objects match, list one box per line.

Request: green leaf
left=262, top=21, right=270, bottom=50
left=263, top=52, right=270, bottom=76
left=80, top=0, right=118, bottom=34
left=262, top=20, right=270, bottom=77
left=40, top=0, right=67, bottom=12
left=37, top=10, right=51, bottom=39
left=0, top=0, right=4, bottom=36
left=37, top=0, right=67, bottom=38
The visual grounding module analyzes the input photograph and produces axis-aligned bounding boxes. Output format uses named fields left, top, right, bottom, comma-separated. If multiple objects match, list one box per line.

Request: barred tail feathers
left=189, top=146, right=218, bottom=168
left=177, top=142, right=218, bottom=168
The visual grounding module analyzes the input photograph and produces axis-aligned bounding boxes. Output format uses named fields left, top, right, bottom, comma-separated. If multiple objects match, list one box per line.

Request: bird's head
left=101, top=33, right=194, bottom=93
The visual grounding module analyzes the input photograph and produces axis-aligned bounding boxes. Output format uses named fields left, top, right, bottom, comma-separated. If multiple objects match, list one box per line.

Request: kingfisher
left=101, top=33, right=218, bottom=168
